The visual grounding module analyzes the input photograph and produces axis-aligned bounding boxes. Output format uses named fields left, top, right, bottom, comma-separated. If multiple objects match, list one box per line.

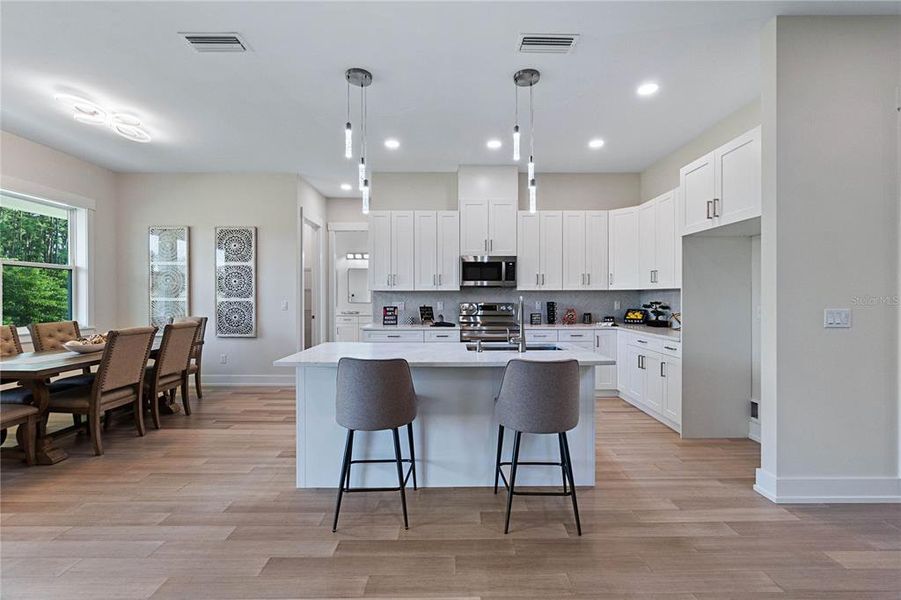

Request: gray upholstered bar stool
left=494, top=359, right=582, bottom=535
left=332, top=357, right=418, bottom=532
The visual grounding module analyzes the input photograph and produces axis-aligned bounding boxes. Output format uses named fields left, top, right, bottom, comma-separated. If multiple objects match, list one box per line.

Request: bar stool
left=493, top=359, right=582, bottom=535
left=332, top=357, right=418, bottom=532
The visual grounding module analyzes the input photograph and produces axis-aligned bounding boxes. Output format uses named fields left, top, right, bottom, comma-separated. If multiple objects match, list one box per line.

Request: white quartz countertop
left=275, top=342, right=614, bottom=368
left=361, top=323, right=458, bottom=330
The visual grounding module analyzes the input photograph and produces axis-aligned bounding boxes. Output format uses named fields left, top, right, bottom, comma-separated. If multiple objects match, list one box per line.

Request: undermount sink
left=465, top=343, right=563, bottom=352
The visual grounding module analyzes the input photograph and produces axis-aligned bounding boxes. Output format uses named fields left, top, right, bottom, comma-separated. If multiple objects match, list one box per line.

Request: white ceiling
left=1, top=1, right=897, bottom=198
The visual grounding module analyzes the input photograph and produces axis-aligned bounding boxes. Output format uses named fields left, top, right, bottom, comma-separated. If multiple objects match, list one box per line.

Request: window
left=0, top=193, right=75, bottom=326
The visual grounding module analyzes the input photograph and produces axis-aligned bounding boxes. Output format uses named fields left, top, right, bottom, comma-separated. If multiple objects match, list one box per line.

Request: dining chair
left=1, top=324, right=23, bottom=358
left=174, top=316, right=207, bottom=400
left=46, top=326, right=157, bottom=455
left=0, top=402, right=39, bottom=465
left=28, top=320, right=82, bottom=351
left=1, top=324, right=32, bottom=445
left=145, top=321, right=198, bottom=429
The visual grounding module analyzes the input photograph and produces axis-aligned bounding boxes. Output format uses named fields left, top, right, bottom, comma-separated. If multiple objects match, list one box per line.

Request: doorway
left=301, top=218, right=323, bottom=350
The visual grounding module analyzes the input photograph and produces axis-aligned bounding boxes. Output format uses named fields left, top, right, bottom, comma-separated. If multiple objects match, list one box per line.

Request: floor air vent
left=181, top=33, right=249, bottom=53
left=518, top=34, right=579, bottom=54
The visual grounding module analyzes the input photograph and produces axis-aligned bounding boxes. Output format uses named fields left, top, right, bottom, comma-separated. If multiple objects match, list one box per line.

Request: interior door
left=561, top=211, right=586, bottom=290
left=413, top=211, right=437, bottom=290
left=637, top=200, right=657, bottom=288
left=436, top=211, right=460, bottom=289
left=716, top=126, right=761, bottom=226
left=539, top=211, right=563, bottom=290
left=516, top=211, right=540, bottom=290
left=680, top=152, right=716, bottom=235
left=390, top=211, right=415, bottom=290
left=368, top=211, right=392, bottom=291
left=459, top=198, right=489, bottom=255
left=608, top=207, right=640, bottom=289
left=488, top=197, right=517, bottom=255
left=585, top=210, right=609, bottom=290
left=654, top=190, right=676, bottom=288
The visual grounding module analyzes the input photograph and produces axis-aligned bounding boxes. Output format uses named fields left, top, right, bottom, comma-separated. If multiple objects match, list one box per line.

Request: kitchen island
left=275, top=342, right=613, bottom=488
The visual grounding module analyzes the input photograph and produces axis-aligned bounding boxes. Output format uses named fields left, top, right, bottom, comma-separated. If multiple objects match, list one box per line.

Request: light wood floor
left=1, top=388, right=899, bottom=599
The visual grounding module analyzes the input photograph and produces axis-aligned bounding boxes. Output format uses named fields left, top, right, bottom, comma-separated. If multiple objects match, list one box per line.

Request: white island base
left=276, top=342, right=612, bottom=489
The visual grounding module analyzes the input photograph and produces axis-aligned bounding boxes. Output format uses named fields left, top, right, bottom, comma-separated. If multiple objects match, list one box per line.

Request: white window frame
left=0, top=190, right=93, bottom=336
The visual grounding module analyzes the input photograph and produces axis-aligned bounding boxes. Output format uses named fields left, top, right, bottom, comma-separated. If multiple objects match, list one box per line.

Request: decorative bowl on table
left=63, top=333, right=108, bottom=354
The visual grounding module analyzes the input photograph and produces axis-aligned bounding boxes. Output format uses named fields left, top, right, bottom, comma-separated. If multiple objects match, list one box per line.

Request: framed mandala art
left=215, top=226, right=257, bottom=337
left=148, top=226, right=190, bottom=327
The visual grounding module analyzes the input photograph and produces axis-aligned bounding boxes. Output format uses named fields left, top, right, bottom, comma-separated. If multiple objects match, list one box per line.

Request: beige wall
left=518, top=172, right=640, bottom=210
left=371, top=172, right=458, bottom=210
left=0, top=131, right=119, bottom=330
left=640, top=100, right=761, bottom=202
left=757, top=16, right=900, bottom=501
left=115, top=173, right=317, bottom=385
left=326, top=197, right=367, bottom=223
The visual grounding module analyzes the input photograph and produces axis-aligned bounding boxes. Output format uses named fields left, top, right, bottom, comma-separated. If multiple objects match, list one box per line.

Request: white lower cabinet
left=335, top=315, right=373, bottom=342
left=620, top=332, right=682, bottom=432
left=593, top=330, right=617, bottom=391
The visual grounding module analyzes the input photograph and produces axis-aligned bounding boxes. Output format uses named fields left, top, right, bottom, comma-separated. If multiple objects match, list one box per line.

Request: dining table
left=0, top=338, right=163, bottom=465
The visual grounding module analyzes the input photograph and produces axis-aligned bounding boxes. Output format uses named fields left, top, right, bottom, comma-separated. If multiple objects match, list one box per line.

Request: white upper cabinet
left=561, top=211, right=587, bottom=290
left=608, top=206, right=640, bottom=289
left=638, top=201, right=657, bottom=288
left=390, top=211, right=415, bottom=290
left=637, top=190, right=678, bottom=289
left=562, top=210, right=609, bottom=290
left=458, top=166, right=518, bottom=255
left=368, top=211, right=392, bottom=291
left=414, top=210, right=459, bottom=290
left=517, top=211, right=562, bottom=290
left=369, top=210, right=414, bottom=291
left=716, top=126, right=761, bottom=226
left=680, top=126, right=761, bottom=235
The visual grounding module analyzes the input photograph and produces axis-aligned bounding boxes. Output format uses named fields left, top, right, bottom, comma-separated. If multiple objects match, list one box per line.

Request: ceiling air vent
left=518, top=33, right=579, bottom=54
left=180, top=32, right=249, bottom=53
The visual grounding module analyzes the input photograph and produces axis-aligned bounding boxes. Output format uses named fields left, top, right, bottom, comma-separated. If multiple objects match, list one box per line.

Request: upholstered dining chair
left=1, top=324, right=23, bottom=359
left=174, top=316, right=207, bottom=400
left=1, top=324, right=32, bottom=445
left=46, top=326, right=157, bottom=456
left=0, top=402, right=38, bottom=465
left=28, top=320, right=82, bottom=351
left=144, top=321, right=198, bottom=429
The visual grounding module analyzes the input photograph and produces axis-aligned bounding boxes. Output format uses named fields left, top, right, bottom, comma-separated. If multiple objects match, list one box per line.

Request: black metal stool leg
left=494, top=425, right=504, bottom=494
left=344, top=429, right=355, bottom=491
left=561, top=432, right=582, bottom=536
left=558, top=434, right=568, bottom=495
left=392, top=428, right=409, bottom=529
left=504, top=430, right=522, bottom=534
left=332, top=429, right=354, bottom=532
left=406, top=422, right=417, bottom=491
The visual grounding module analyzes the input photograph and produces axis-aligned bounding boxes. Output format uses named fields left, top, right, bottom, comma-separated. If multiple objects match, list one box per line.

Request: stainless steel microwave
left=460, top=256, right=516, bottom=287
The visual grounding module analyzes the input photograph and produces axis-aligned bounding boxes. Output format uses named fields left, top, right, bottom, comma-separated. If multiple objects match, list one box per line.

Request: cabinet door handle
left=609, top=273, right=613, bottom=286
left=706, top=200, right=713, bottom=219
left=581, top=273, right=585, bottom=285
left=433, top=273, right=436, bottom=286
left=587, top=273, right=590, bottom=286
left=490, top=239, right=493, bottom=251
left=664, top=345, right=677, bottom=351
left=536, top=273, right=540, bottom=285
left=713, top=198, right=720, bottom=217
left=636, top=339, right=648, bottom=344
left=387, top=335, right=401, bottom=339
left=387, top=275, right=391, bottom=286
left=570, top=334, right=584, bottom=338
left=542, top=273, right=545, bottom=285
left=436, top=334, right=449, bottom=338
left=438, top=273, right=442, bottom=286
left=393, top=274, right=397, bottom=286
left=660, top=361, right=666, bottom=377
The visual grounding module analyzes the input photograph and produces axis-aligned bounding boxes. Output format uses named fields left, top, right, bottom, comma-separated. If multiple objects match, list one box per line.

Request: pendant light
left=512, top=85, right=520, bottom=162
left=514, top=69, right=540, bottom=213
left=346, top=68, right=373, bottom=214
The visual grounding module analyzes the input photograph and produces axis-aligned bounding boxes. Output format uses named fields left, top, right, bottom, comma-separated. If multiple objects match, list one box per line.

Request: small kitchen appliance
left=460, top=256, right=516, bottom=288
left=643, top=301, right=672, bottom=328
left=623, top=308, right=648, bottom=324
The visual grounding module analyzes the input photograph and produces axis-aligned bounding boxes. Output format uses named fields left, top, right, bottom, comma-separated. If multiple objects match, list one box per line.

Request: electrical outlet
left=614, top=300, right=621, bottom=310
left=535, top=301, right=541, bottom=310
left=824, top=308, right=851, bottom=328
left=219, top=354, right=228, bottom=364
left=436, top=301, right=444, bottom=311
left=397, top=301, right=405, bottom=311
left=281, top=299, right=288, bottom=311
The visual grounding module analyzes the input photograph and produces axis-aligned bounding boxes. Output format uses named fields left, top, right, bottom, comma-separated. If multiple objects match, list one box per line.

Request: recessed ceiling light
left=588, top=138, right=605, bottom=149
left=384, top=138, right=400, bottom=150
left=340, top=183, right=352, bottom=191
left=637, top=82, right=659, bottom=97
left=486, top=139, right=503, bottom=150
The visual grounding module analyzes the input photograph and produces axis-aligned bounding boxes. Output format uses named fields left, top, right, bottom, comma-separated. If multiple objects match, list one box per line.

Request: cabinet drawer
left=336, top=316, right=357, bottom=325
left=526, top=330, right=558, bottom=342
left=558, top=329, right=592, bottom=342
left=629, top=334, right=663, bottom=353
left=361, top=330, right=424, bottom=343
left=424, top=330, right=459, bottom=343
left=659, top=341, right=681, bottom=358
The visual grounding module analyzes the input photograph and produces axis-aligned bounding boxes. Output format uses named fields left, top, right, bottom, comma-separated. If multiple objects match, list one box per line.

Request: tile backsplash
left=372, top=289, right=650, bottom=325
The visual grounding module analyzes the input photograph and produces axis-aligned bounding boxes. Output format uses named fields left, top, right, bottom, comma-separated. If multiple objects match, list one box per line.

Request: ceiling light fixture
left=54, top=93, right=152, bottom=142
left=340, top=183, right=352, bottom=191
left=514, top=68, right=540, bottom=213
left=346, top=68, right=373, bottom=214
left=486, top=139, right=502, bottom=150
left=588, top=138, right=605, bottom=149
left=637, top=82, right=659, bottom=97
left=384, top=138, right=400, bottom=150
left=344, top=78, right=353, bottom=159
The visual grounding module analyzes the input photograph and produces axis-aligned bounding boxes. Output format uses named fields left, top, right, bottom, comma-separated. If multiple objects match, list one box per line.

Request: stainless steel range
left=458, top=302, right=519, bottom=343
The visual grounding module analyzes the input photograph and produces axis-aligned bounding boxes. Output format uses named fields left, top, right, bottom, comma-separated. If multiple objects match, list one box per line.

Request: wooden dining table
left=0, top=338, right=163, bottom=465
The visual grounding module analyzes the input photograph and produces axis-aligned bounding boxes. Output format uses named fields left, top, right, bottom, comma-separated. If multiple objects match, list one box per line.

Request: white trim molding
left=755, top=469, right=901, bottom=503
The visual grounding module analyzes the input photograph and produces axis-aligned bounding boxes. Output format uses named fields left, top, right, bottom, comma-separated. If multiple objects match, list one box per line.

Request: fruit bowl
left=63, top=333, right=108, bottom=354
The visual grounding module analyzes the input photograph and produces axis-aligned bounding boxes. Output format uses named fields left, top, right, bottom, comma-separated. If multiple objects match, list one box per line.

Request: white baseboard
left=748, top=418, right=760, bottom=442
left=755, top=468, right=901, bottom=503
left=204, top=374, right=295, bottom=387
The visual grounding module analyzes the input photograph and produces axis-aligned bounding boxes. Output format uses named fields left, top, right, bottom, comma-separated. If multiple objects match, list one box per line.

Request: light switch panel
left=397, top=301, right=405, bottom=311
left=824, top=308, right=851, bottom=328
